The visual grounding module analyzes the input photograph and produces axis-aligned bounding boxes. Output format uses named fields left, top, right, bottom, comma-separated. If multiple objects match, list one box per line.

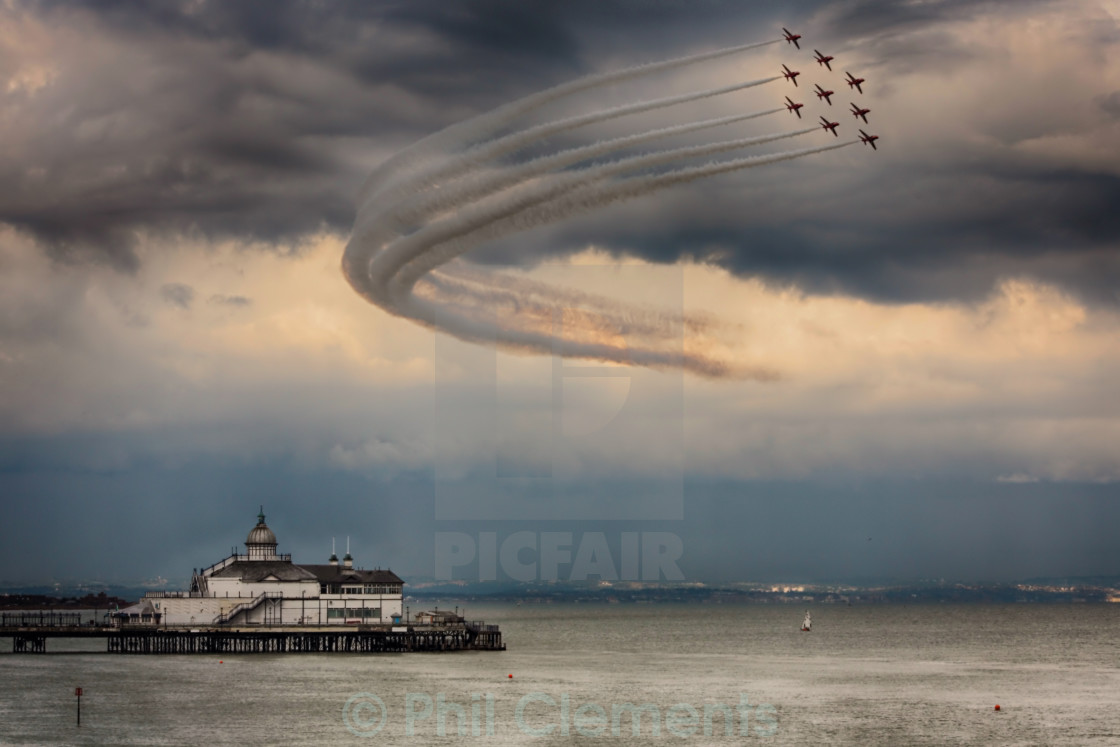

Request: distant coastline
left=405, top=579, right=1120, bottom=606
left=0, top=592, right=132, bottom=611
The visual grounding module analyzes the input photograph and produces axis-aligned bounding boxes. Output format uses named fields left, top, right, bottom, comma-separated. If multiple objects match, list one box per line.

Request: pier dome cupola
left=246, top=506, right=280, bottom=560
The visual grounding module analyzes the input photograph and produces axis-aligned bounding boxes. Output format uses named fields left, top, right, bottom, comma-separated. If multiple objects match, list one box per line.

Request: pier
left=1, top=613, right=505, bottom=654
left=2, top=511, right=507, bottom=655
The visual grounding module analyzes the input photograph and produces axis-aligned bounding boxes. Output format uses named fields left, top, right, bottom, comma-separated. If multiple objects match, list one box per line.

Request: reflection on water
left=2, top=603, right=1119, bottom=745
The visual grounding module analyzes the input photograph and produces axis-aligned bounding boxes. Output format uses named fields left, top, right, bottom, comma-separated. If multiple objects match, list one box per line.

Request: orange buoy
left=994, top=705, right=1000, bottom=711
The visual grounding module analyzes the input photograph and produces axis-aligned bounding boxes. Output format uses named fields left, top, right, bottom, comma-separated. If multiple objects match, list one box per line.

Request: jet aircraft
left=781, top=64, right=801, bottom=86
left=782, top=28, right=802, bottom=49
left=814, top=83, right=835, bottom=105
left=784, top=96, right=805, bottom=118
left=813, top=50, right=834, bottom=71
left=859, top=129, right=880, bottom=149
left=850, top=103, right=871, bottom=123
left=845, top=71, right=866, bottom=94
left=820, top=116, right=840, bottom=136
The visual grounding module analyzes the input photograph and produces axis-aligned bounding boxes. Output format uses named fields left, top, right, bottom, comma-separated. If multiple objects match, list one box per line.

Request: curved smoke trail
left=345, top=36, right=856, bottom=378
left=357, top=38, right=782, bottom=205
left=383, top=130, right=825, bottom=301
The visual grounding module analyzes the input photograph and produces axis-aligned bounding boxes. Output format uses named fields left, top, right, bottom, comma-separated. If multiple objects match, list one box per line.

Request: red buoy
left=994, top=705, right=1000, bottom=711
left=508, top=674, right=513, bottom=679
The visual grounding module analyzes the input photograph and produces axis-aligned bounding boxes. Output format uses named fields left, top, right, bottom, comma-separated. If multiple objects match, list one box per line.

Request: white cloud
left=329, top=437, right=433, bottom=475
left=996, top=473, right=1040, bottom=484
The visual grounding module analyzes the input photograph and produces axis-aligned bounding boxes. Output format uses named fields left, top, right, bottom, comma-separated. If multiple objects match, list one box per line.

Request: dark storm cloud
left=4, top=0, right=1119, bottom=303
left=159, top=282, right=194, bottom=309
left=815, top=0, right=1055, bottom=39
left=4, top=440, right=1119, bottom=583
left=1098, top=90, right=1120, bottom=118
left=466, top=155, right=1120, bottom=306
left=0, top=437, right=436, bottom=583
left=4, top=0, right=655, bottom=267
left=682, top=479, right=1120, bottom=583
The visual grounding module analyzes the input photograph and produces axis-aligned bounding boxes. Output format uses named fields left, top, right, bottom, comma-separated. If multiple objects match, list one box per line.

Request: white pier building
left=137, top=509, right=403, bottom=627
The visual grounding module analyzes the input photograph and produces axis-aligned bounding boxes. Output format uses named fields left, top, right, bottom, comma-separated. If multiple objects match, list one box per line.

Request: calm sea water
left=2, top=603, right=1119, bottom=745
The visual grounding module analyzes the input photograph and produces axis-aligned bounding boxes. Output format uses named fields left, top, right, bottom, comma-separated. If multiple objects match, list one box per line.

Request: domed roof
left=247, top=507, right=277, bottom=546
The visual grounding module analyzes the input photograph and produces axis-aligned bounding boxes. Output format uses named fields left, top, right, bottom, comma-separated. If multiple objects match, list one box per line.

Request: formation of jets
left=778, top=27, right=879, bottom=150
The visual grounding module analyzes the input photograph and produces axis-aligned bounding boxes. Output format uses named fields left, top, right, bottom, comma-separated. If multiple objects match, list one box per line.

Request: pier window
left=325, top=607, right=381, bottom=619
left=362, top=584, right=397, bottom=594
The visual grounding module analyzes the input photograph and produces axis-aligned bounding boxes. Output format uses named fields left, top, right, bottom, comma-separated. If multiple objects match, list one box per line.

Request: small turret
left=245, top=506, right=279, bottom=561
left=343, top=536, right=353, bottom=568
left=329, top=537, right=338, bottom=566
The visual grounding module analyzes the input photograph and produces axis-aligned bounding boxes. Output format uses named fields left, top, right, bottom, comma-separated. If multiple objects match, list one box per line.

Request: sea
left=1, top=602, right=1118, bottom=745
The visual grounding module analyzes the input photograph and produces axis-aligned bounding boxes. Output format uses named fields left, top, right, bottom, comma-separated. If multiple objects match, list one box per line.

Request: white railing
left=213, top=592, right=283, bottom=625
left=197, top=553, right=291, bottom=577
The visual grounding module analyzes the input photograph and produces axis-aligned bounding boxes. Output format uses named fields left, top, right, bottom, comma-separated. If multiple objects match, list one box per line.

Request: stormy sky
left=2, top=0, right=1119, bottom=587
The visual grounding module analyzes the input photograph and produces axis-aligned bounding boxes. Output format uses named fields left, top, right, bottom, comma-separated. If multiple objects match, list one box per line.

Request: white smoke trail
left=349, top=104, right=787, bottom=317
left=345, top=38, right=854, bottom=378
left=375, top=127, right=822, bottom=301
left=357, top=37, right=782, bottom=205
left=356, top=141, right=852, bottom=378
left=421, top=268, right=704, bottom=342
left=358, top=77, right=781, bottom=214
left=394, top=141, right=854, bottom=329
left=348, top=94, right=785, bottom=295
left=430, top=263, right=721, bottom=336
left=383, top=106, right=784, bottom=232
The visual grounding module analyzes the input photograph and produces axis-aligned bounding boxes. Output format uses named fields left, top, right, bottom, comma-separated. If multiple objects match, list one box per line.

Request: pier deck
left=1, top=615, right=505, bottom=654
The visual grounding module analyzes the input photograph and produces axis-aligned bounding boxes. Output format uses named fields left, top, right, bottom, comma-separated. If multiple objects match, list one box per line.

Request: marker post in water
left=75, top=687, right=82, bottom=726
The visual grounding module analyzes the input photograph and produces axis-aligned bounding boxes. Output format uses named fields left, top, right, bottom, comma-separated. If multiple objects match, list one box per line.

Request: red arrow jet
left=820, top=116, right=840, bottom=137
left=784, top=96, right=804, bottom=118
left=859, top=129, right=880, bottom=149
left=849, top=102, right=871, bottom=123
left=782, top=28, right=802, bottom=49
left=845, top=71, right=866, bottom=94
left=814, top=83, right=835, bottom=105
left=781, top=64, right=801, bottom=86
left=813, top=50, right=834, bottom=71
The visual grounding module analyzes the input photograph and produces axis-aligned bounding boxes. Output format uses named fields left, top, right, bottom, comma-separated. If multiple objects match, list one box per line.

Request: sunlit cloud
left=7, top=217, right=1115, bottom=483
